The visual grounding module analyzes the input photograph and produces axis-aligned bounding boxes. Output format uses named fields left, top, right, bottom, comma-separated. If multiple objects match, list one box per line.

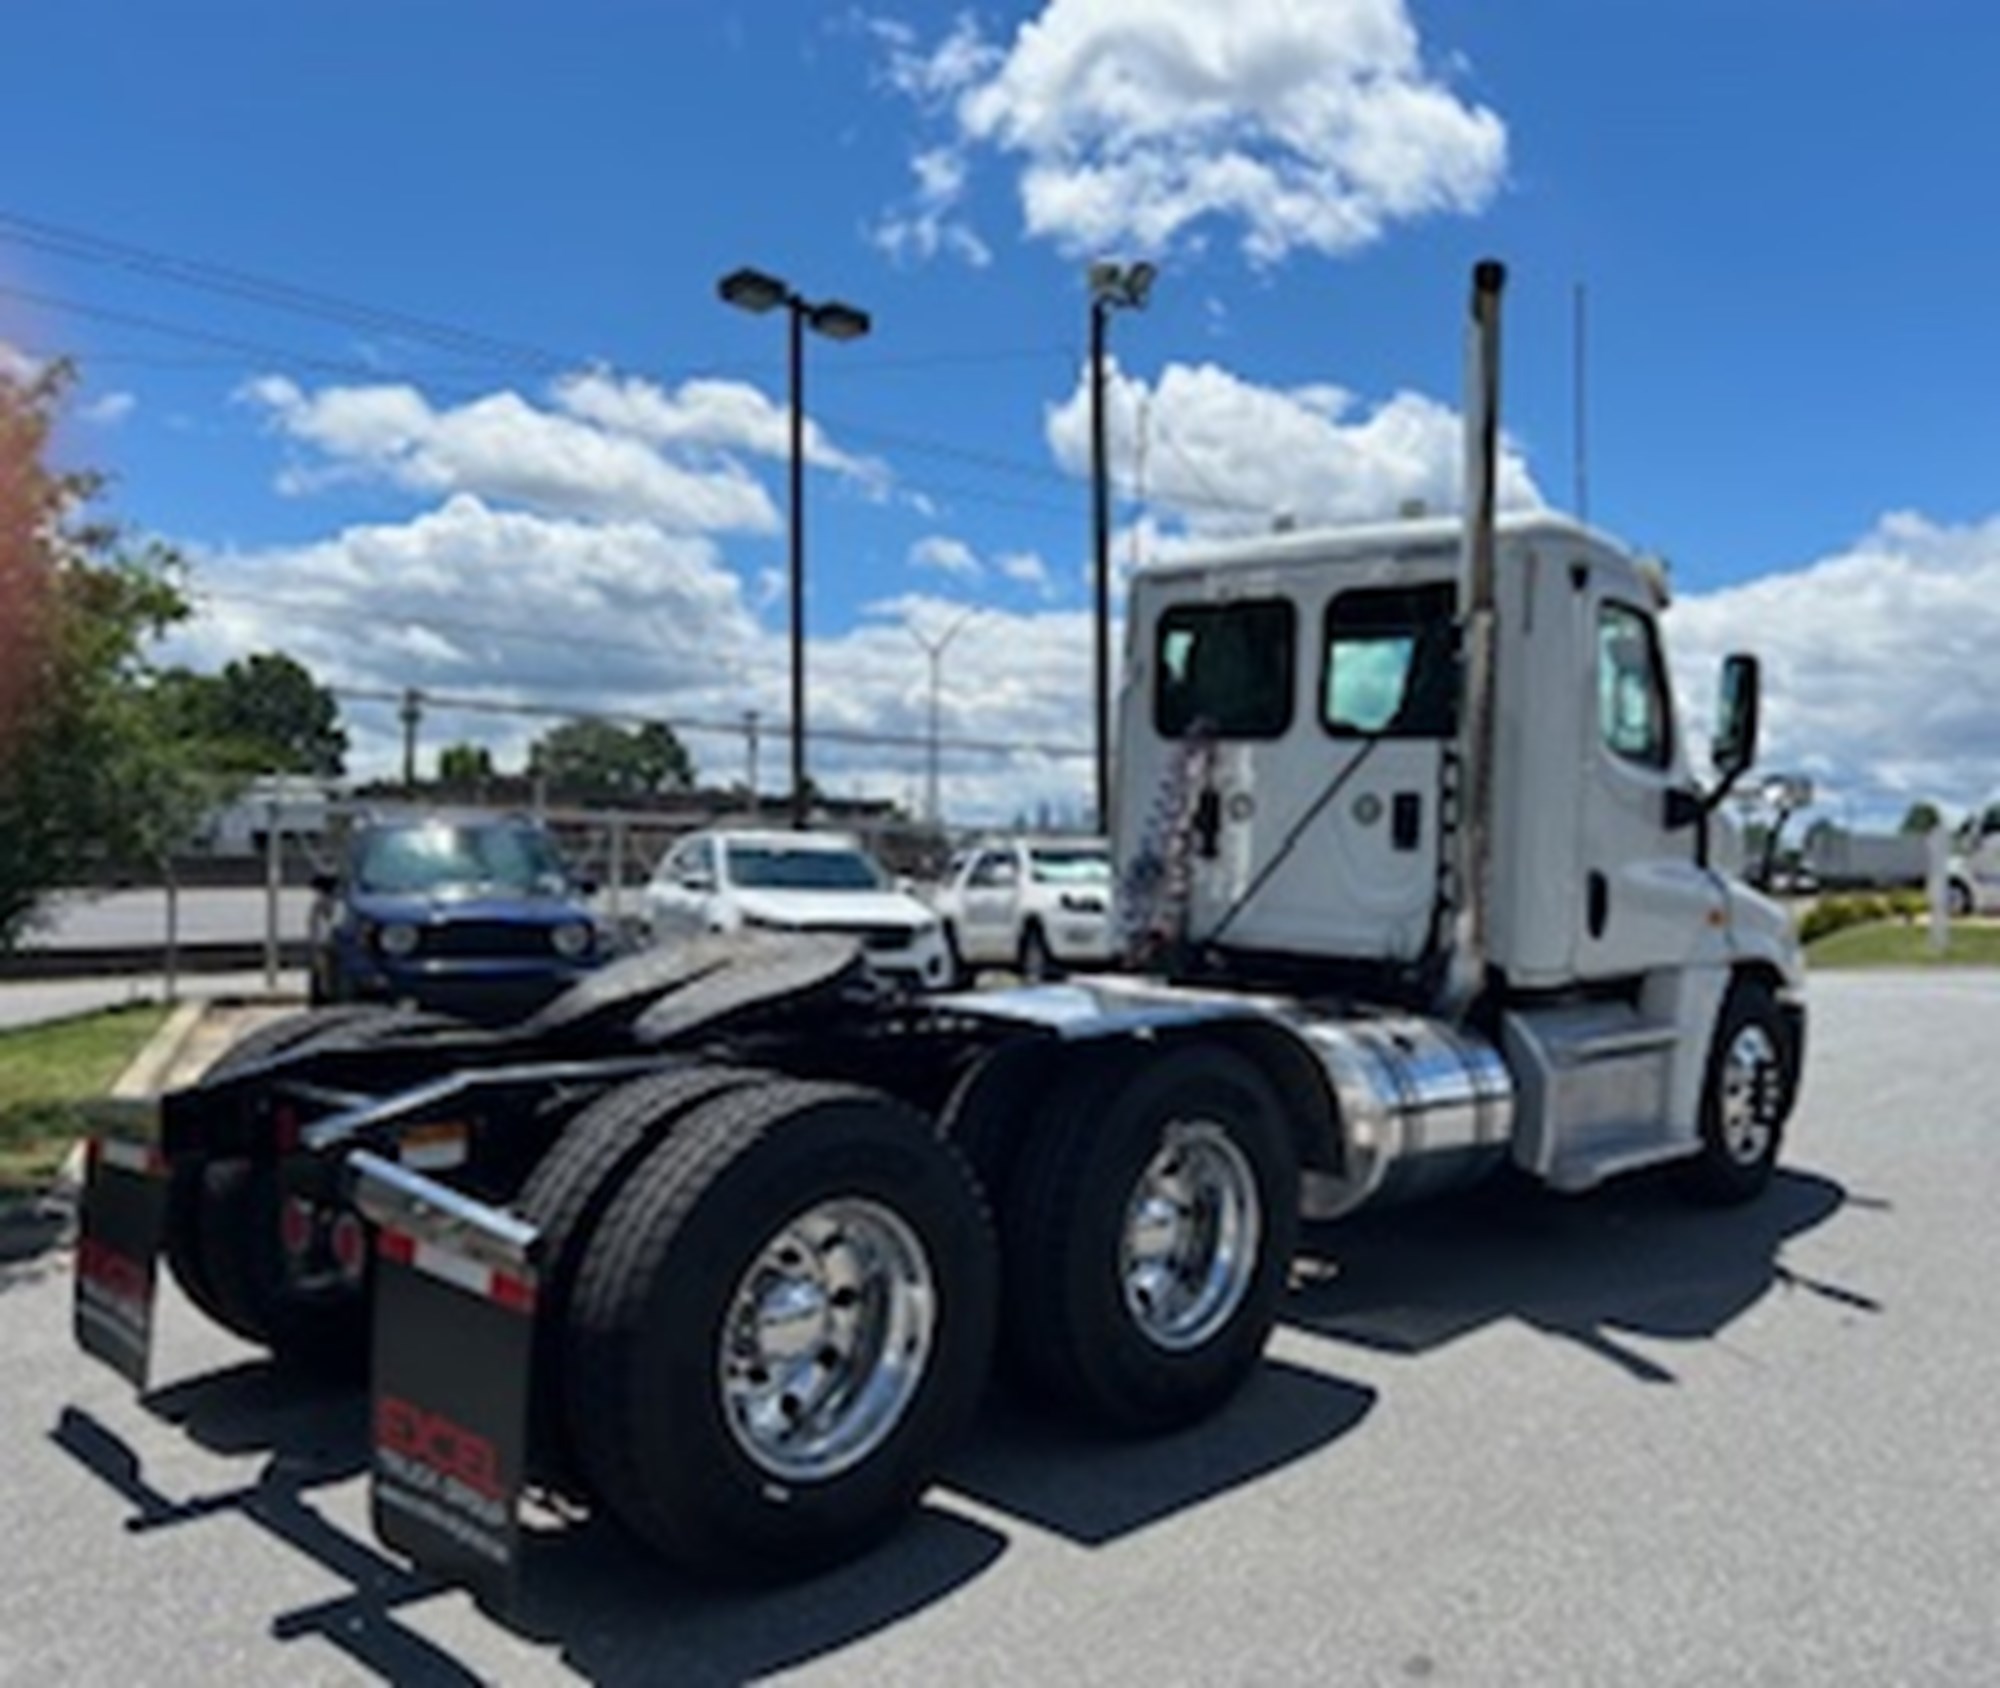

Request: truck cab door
left=1184, top=584, right=1454, bottom=963
left=1573, top=595, right=1723, bottom=979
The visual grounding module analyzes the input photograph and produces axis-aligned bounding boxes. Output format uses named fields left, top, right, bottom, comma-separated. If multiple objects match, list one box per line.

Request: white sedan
left=643, top=828, right=956, bottom=991
left=933, top=836, right=1118, bottom=979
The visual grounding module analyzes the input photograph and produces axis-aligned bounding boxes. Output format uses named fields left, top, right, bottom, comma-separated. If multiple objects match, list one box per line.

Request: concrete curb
left=112, top=1000, right=210, bottom=1101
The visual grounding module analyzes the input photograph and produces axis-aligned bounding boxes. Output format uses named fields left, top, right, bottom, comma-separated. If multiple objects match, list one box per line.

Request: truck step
left=1544, top=1137, right=1691, bottom=1194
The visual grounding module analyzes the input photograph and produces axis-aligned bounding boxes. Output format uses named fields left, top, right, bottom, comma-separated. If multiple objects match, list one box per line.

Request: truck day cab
left=73, top=263, right=1804, bottom=1601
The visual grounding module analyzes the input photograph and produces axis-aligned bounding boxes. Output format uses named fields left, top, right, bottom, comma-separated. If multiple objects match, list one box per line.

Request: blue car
left=309, top=814, right=605, bottom=1020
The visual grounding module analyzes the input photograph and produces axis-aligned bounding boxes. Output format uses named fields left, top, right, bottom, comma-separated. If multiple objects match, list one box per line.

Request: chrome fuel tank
left=1294, top=1014, right=1515, bottom=1221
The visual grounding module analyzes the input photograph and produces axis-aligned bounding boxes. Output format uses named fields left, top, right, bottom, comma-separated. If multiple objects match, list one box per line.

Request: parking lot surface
left=1, top=970, right=1995, bottom=1686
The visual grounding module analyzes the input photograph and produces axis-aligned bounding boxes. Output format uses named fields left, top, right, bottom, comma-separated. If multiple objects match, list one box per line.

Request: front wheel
left=1000, top=1043, right=1299, bottom=1433
left=1016, top=921, right=1056, bottom=982
left=1681, top=980, right=1794, bottom=1205
left=563, top=1082, right=997, bottom=1579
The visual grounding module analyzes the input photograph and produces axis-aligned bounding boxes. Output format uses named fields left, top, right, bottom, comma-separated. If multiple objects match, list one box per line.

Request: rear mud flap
left=350, top=1151, right=539, bottom=1614
left=73, top=1111, right=168, bottom=1390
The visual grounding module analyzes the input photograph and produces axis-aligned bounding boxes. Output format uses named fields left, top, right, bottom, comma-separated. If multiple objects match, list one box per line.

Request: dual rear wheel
left=531, top=1039, right=1298, bottom=1577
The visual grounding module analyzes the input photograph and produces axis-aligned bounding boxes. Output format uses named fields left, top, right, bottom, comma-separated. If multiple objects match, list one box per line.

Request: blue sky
left=2, top=0, right=1995, bottom=825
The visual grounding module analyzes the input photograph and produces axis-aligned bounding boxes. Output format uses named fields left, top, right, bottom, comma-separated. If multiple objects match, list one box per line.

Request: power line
left=332, top=685, right=1091, bottom=761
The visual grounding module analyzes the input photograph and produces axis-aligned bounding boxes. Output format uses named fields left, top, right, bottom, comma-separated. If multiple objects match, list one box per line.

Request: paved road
left=20, top=888, right=318, bottom=951
left=1, top=972, right=1996, bottom=1685
left=0, top=972, right=309, bottom=1033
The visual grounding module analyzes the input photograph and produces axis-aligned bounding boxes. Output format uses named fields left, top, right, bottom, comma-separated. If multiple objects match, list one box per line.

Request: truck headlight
left=377, top=922, right=420, bottom=959
left=551, top=921, right=593, bottom=959
left=1060, top=893, right=1107, bottom=913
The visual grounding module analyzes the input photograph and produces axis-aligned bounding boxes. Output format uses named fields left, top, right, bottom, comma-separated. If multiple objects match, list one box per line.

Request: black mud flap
left=350, top=1151, right=539, bottom=1615
left=72, top=1105, right=168, bottom=1390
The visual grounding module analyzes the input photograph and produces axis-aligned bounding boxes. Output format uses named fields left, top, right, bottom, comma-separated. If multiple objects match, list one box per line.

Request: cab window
left=1598, top=602, right=1671, bottom=769
left=1154, top=599, right=1295, bottom=739
left=1322, top=582, right=1457, bottom=738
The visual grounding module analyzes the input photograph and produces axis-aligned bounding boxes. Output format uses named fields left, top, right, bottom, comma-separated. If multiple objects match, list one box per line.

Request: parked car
left=933, top=835, right=1117, bottom=979
left=643, top=827, right=955, bottom=990
left=309, top=813, right=605, bottom=1019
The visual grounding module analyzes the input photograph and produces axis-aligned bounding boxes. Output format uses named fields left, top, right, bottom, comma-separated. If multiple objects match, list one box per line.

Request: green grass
left=0, top=1005, right=171, bottom=1200
left=1806, top=919, right=2000, bottom=969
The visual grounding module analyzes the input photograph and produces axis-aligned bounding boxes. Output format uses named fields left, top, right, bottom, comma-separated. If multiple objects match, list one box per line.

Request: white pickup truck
left=933, top=835, right=1117, bottom=978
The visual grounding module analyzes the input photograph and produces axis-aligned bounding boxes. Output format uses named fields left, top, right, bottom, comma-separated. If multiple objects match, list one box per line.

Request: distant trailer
left=1803, top=828, right=1928, bottom=889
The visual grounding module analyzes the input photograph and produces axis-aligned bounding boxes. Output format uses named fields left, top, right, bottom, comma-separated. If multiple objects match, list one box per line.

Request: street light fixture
left=717, top=265, right=873, bottom=829
left=906, top=607, right=980, bottom=827
left=1087, top=259, right=1156, bottom=831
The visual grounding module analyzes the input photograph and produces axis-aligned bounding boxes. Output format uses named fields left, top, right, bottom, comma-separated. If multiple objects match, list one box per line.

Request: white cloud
left=551, top=370, right=890, bottom=492
left=870, top=145, right=995, bottom=267
left=1046, top=357, right=1541, bottom=540
left=242, top=375, right=779, bottom=534
left=909, top=534, right=982, bottom=577
left=158, top=495, right=1098, bottom=822
left=79, top=391, right=137, bottom=426
left=1667, top=512, right=2000, bottom=826
left=996, top=549, right=1054, bottom=593
left=874, top=0, right=1506, bottom=264
left=166, top=493, right=765, bottom=719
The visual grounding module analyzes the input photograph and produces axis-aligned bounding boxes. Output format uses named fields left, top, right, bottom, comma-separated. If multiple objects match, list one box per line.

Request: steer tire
left=564, top=1081, right=997, bottom=1580
left=1000, top=1042, right=1299, bottom=1435
left=1680, top=980, right=1793, bottom=1207
left=513, top=1063, right=766, bottom=1483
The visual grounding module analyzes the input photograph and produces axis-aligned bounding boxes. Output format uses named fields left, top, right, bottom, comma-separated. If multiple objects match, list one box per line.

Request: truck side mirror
left=1710, top=654, right=1760, bottom=785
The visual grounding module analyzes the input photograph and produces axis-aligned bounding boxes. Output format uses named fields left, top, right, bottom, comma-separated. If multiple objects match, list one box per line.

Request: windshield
left=355, top=821, right=569, bottom=896
left=726, top=842, right=884, bottom=892
left=1029, top=846, right=1111, bottom=885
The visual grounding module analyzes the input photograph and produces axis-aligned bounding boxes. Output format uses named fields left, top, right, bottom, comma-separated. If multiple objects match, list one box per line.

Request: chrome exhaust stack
left=1443, top=259, right=1506, bottom=1017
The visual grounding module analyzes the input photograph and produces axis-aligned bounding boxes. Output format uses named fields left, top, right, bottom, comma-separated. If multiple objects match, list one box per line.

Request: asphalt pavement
left=0, top=971, right=1996, bottom=1685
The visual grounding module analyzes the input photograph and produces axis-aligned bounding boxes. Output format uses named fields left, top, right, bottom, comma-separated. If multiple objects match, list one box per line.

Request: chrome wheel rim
left=1120, top=1120, right=1261, bottom=1351
left=719, top=1198, right=935, bottom=1483
left=1719, top=1024, right=1782, bottom=1165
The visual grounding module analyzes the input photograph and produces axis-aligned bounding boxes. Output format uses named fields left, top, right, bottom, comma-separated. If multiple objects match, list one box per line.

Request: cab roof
left=1134, top=508, right=1626, bottom=585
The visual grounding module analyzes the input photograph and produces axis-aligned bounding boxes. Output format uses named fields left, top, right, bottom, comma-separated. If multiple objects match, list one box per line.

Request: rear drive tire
left=1948, top=879, right=1974, bottom=918
left=564, top=1082, right=997, bottom=1579
left=513, top=1063, right=764, bottom=1482
left=1680, top=980, right=1793, bottom=1206
left=1001, top=1042, right=1299, bottom=1434
left=162, top=1005, right=453, bottom=1368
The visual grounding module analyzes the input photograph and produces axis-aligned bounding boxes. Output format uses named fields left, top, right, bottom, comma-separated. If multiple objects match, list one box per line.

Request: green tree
left=436, top=741, right=495, bottom=788
left=0, top=362, right=208, bottom=947
left=158, top=650, right=346, bottom=775
left=1899, top=800, right=1943, bottom=835
left=528, top=717, right=694, bottom=804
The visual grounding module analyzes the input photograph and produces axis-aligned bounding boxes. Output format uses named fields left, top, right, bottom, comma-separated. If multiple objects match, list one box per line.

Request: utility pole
left=399, top=687, right=423, bottom=795
left=906, top=609, right=978, bottom=827
left=744, top=709, right=761, bottom=819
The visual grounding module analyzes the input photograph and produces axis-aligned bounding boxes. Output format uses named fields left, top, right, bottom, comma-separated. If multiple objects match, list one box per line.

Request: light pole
left=717, top=266, right=871, bottom=830
left=906, top=608, right=978, bottom=827
left=1087, top=259, right=1155, bottom=832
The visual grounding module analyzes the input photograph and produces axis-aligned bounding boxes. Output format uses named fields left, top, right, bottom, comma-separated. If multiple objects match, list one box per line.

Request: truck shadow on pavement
left=47, top=1349, right=1372, bottom=1685
left=1284, top=1166, right=1871, bottom=1383
left=42, top=1166, right=1859, bottom=1684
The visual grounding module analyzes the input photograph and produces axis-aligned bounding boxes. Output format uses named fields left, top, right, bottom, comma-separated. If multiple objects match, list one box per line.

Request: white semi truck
left=73, top=262, right=1804, bottom=1602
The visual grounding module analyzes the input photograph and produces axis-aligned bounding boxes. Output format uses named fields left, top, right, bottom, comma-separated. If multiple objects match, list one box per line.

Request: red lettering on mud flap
left=77, top=1234, right=153, bottom=1310
left=376, top=1394, right=506, bottom=1504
